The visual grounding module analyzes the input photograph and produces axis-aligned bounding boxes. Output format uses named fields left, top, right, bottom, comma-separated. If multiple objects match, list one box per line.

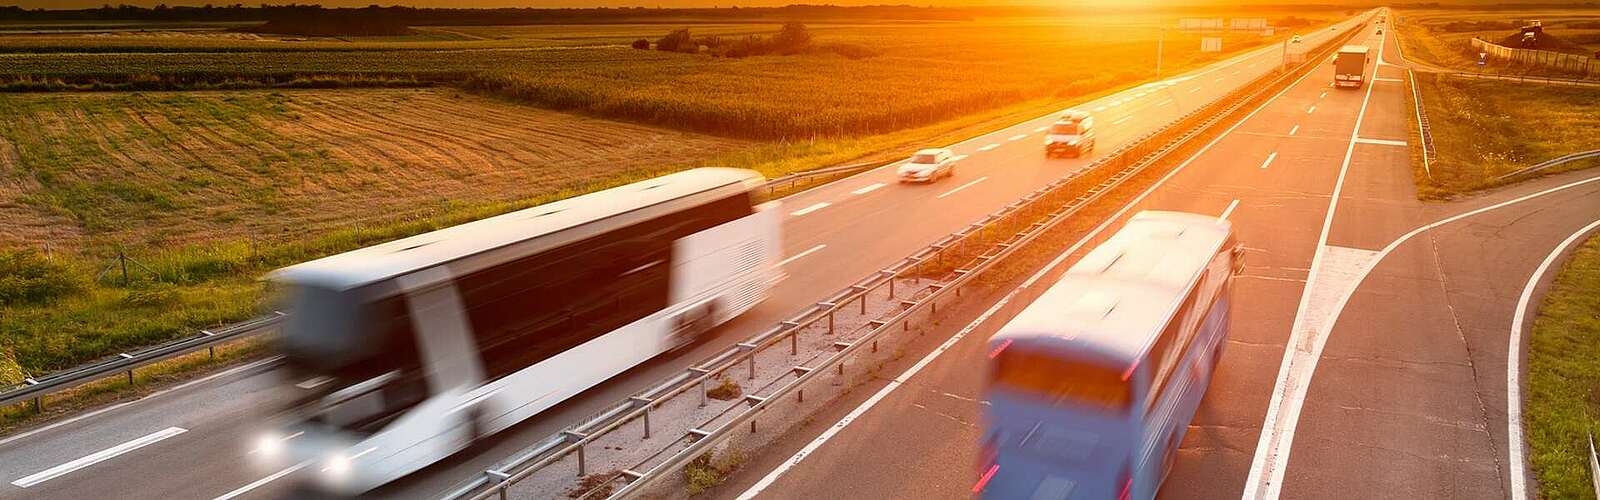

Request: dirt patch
left=0, top=89, right=745, bottom=252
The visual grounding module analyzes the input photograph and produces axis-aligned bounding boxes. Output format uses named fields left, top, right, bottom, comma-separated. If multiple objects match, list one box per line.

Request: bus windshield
left=990, top=348, right=1132, bottom=412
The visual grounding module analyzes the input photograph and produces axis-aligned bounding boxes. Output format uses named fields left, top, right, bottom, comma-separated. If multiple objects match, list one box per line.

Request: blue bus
left=976, top=211, right=1244, bottom=500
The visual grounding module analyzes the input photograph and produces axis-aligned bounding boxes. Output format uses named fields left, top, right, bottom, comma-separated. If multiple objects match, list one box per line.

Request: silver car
left=897, top=148, right=958, bottom=183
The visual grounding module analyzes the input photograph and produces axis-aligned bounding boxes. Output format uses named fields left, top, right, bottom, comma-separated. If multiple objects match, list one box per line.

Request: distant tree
left=631, top=38, right=650, bottom=49
left=772, top=22, right=812, bottom=54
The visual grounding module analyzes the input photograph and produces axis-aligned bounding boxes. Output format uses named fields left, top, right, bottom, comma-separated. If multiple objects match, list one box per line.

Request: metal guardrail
left=454, top=17, right=1369, bottom=500
left=1495, top=149, right=1600, bottom=182
left=0, top=160, right=891, bottom=415
left=0, top=311, right=286, bottom=411
left=1470, top=37, right=1598, bottom=80
left=1406, top=70, right=1437, bottom=179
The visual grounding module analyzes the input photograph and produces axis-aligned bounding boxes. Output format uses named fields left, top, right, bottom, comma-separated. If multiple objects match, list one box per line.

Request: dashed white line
left=1219, top=199, right=1241, bottom=221
left=778, top=244, right=826, bottom=267
left=1109, top=100, right=1123, bottom=107
left=790, top=202, right=830, bottom=216
left=1157, top=99, right=1174, bottom=106
left=1033, top=126, right=1049, bottom=133
left=1289, top=125, right=1300, bottom=136
left=1259, top=151, right=1279, bottom=169
left=1008, top=134, right=1028, bottom=142
left=936, top=176, right=988, bottom=199
left=1189, top=87, right=1202, bottom=94
left=851, top=182, right=886, bottom=195
left=212, top=461, right=310, bottom=500
left=1093, top=105, right=1108, bottom=112
left=977, top=144, right=1000, bottom=152
left=1112, top=116, right=1133, bottom=126
left=1319, top=91, right=1328, bottom=99
left=12, top=427, right=187, bottom=488
left=1306, top=105, right=1317, bottom=114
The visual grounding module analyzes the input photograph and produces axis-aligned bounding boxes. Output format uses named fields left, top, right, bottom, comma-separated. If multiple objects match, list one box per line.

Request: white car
left=1044, top=115, right=1095, bottom=158
left=1292, top=35, right=1303, bottom=44
left=897, top=148, right=958, bottom=183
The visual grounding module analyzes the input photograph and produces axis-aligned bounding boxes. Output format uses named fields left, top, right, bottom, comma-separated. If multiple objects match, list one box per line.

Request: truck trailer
left=1334, top=45, right=1370, bottom=89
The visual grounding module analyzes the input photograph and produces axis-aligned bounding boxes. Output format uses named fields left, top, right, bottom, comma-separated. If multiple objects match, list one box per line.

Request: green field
left=0, top=12, right=1343, bottom=391
left=1525, top=233, right=1600, bottom=500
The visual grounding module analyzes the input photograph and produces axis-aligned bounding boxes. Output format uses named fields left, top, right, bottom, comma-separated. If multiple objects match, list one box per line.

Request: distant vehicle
left=976, top=211, right=1244, bottom=500
left=261, top=167, right=783, bottom=495
left=1044, top=112, right=1096, bottom=158
left=1376, top=28, right=1384, bottom=35
left=898, top=148, right=958, bottom=182
left=1291, top=34, right=1303, bottom=43
left=1334, top=45, right=1371, bottom=88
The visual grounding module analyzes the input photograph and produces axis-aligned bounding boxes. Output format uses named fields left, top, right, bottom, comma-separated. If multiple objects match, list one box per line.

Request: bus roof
left=1339, top=45, right=1370, bottom=54
left=991, top=211, right=1233, bottom=363
left=270, top=167, right=763, bottom=291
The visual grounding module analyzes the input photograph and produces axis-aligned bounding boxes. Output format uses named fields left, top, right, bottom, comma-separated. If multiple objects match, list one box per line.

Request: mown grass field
left=1405, top=60, right=1600, bottom=199
left=1525, top=234, right=1600, bottom=500
left=0, top=12, right=1342, bottom=389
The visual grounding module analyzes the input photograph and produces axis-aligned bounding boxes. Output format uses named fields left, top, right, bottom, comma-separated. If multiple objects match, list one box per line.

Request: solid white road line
left=1306, top=105, right=1317, bottom=114
left=1220, top=199, right=1242, bottom=221
left=1354, top=137, right=1407, bottom=146
left=851, top=182, right=886, bottom=195
left=1008, top=134, right=1029, bottom=142
left=1289, top=125, right=1301, bottom=136
left=1259, top=152, right=1279, bottom=170
left=1113, top=116, right=1133, bottom=126
left=937, top=176, right=989, bottom=199
left=1372, top=77, right=1403, bottom=82
left=790, top=202, right=830, bottom=216
left=738, top=41, right=1332, bottom=500
left=778, top=244, right=827, bottom=267
left=12, top=427, right=187, bottom=488
left=1237, top=30, right=1375, bottom=499
left=0, top=356, right=279, bottom=449
left=1509, top=217, right=1600, bottom=500
left=977, top=144, right=1000, bottom=152
left=212, top=461, right=310, bottom=500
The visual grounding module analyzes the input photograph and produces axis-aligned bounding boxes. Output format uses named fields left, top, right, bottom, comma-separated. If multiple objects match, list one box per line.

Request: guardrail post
left=790, top=331, right=798, bottom=355
left=828, top=311, right=836, bottom=335
left=32, top=397, right=41, bottom=413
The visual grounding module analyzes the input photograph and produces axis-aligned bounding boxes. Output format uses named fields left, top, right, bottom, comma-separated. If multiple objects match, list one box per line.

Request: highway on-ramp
left=0, top=15, right=1367, bottom=500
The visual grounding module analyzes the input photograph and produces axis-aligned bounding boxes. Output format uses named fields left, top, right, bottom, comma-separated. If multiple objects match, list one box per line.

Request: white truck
left=1334, top=45, right=1370, bottom=89
left=1044, top=110, right=1096, bottom=158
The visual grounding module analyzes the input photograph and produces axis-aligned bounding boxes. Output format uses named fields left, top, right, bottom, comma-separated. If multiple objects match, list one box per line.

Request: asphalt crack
left=1425, top=232, right=1509, bottom=498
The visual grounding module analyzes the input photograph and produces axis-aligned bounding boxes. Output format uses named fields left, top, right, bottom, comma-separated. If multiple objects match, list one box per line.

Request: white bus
left=258, top=168, right=782, bottom=494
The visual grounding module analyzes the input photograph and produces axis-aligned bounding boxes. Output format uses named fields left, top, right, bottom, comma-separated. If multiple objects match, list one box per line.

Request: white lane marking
left=1259, top=151, right=1279, bottom=170
left=0, top=356, right=279, bottom=449
left=778, top=244, right=827, bottom=267
left=1008, top=134, right=1029, bottom=142
left=851, top=182, right=886, bottom=195
left=1354, top=137, right=1407, bottom=146
left=790, top=202, right=830, bottom=216
left=1033, top=126, right=1049, bottom=133
left=977, top=144, right=1000, bottom=152
left=1093, top=105, right=1108, bottom=112
left=1220, top=199, right=1241, bottom=221
left=737, top=54, right=1329, bottom=499
left=1215, top=77, right=1227, bottom=83
left=212, top=461, right=310, bottom=500
left=1136, top=91, right=1150, bottom=97
left=1320, top=91, right=1328, bottom=99
left=1109, top=100, right=1124, bottom=107
left=1306, top=105, right=1317, bottom=114
left=12, top=427, right=187, bottom=487
left=1372, top=77, right=1403, bottom=82
left=1112, top=116, right=1133, bottom=126
left=1289, top=125, right=1301, bottom=136
left=1511, top=218, right=1600, bottom=499
left=936, top=176, right=989, bottom=199
left=951, top=154, right=969, bottom=162
left=1190, top=87, right=1202, bottom=94
left=1237, top=30, right=1376, bottom=499
left=1157, top=99, right=1174, bottom=106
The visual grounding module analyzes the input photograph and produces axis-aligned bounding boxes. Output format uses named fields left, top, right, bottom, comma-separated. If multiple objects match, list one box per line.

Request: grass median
left=1525, top=233, right=1600, bottom=499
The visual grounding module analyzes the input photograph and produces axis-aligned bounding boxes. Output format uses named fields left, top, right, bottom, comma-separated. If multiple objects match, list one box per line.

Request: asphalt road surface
left=714, top=12, right=1600, bottom=500
left=0, top=15, right=1369, bottom=500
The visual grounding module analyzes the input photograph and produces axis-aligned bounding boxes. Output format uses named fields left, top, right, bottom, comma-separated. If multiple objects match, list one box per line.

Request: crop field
left=0, top=88, right=743, bottom=248
left=0, top=10, right=1344, bottom=386
left=1394, top=9, right=1600, bottom=70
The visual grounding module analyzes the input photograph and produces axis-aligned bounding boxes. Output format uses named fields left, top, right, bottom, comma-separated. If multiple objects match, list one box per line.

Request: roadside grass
left=1525, top=234, right=1600, bottom=500
left=1394, top=9, right=1600, bottom=77
left=1408, top=72, right=1600, bottom=199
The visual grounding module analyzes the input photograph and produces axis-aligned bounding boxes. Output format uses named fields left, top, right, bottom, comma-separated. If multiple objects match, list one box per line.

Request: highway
left=712, top=12, right=1600, bottom=500
left=0, top=15, right=1368, bottom=500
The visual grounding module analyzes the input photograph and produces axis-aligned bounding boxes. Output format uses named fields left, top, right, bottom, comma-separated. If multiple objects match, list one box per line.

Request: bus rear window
left=991, top=349, right=1132, bottom=411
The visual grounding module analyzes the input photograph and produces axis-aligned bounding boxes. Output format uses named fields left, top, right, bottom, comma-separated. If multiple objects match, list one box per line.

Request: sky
left=12, top=0, right=1364, bottom=9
